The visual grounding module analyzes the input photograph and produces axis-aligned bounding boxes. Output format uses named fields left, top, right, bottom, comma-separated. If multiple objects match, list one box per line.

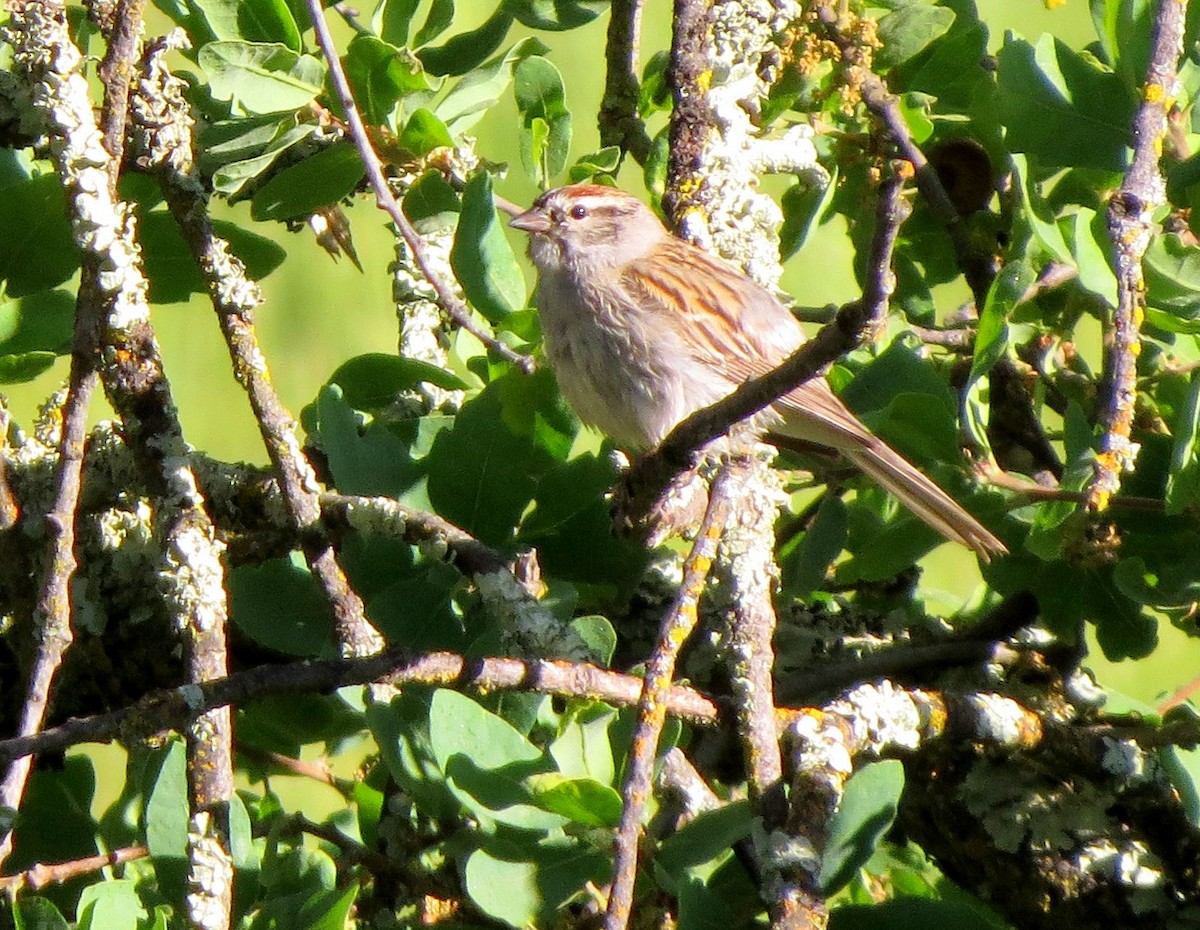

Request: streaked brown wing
left=621, top=236, right=875, bottom=448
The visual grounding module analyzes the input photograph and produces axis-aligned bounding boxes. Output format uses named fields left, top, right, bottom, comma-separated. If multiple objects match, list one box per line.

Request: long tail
left=842, top=438, right=1007, bottom=561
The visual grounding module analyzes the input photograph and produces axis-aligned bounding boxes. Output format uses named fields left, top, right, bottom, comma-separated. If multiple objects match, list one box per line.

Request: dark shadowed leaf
left=251, top=142, right=365, bottom=221
left=820, top=760, right=905, bottom=894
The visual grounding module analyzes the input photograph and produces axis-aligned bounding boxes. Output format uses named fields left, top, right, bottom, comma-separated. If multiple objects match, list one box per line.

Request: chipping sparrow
left=510, top=184, right=1006, bottom=559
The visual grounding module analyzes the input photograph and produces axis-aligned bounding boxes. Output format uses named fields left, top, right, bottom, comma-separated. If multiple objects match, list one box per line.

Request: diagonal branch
left=603, top=461, right=738, bottom=930
left=132, top=31, right=382, bottom=660
left=305, top=0, right=534, bottom=374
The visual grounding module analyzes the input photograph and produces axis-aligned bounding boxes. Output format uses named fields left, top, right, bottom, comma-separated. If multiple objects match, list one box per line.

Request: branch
left=0, top=650, right=722, bottom=769
left=0, top=846, right=149, bottom=893
left=305, top=0, right=534, bottom=374
left=0, top=0, right=145, bottom=869
left=132, top=32, right=381, bottom=659
left=603, top=462, right=736, bottom=930
left=1087, top=0, right=1187, bottom=510
left=599, top=0, right=651, bottom=163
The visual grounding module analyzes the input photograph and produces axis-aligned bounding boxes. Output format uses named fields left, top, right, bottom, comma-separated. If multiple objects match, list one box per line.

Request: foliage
left=2, top=0, right=1200, bottom=929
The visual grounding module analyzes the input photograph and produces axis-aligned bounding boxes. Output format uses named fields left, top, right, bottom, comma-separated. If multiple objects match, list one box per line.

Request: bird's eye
left=570, top=204, right=589, bottom=220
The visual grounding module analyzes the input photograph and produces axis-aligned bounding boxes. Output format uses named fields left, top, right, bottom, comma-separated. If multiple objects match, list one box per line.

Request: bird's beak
left=509, top=207, right=551, bottom=234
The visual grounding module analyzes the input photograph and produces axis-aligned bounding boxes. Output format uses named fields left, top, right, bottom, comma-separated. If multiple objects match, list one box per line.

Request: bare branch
left=305, top=0, right=534, bottom=374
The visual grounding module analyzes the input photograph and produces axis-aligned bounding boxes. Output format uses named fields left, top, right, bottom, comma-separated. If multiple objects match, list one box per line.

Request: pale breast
left=536, top=272, right=730, bottom=450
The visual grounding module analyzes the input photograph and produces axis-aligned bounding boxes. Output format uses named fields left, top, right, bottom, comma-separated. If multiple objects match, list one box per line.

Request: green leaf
left=399, top=107, right=455, bottom=156
left=413, top=0, right=456, bottom=46
left=403, top=168, right=462, bottom=221
left=429, top=689, right=562, bottom=830
left=327, top=353, right=467, bottom=413
left=464, top=839, right=609, bottom=928
left=780, top=167, right=837, bottom=260
left=182, top=0, right=302, bottom=49
left=312, top=385, right=452, bottom=501
left=237, top=692, right=365, bottom=757
left=426, top=376, right=559, bottom=545
left=229, top=555, right=337, bottom=656
left=297, top=885, right=358, bottom=930
left=434, top=36, right=548, bottom=131
left=450, top=172, right=527, bottom=322
left=570, top=614, right=617, bottom=665
left=144, top=739, right=188, bottom=861
left=996, top=32, right=1134, bottom=172
left=139, top=211, right=286, bottom=303
left=342, top=35, right=430, bottom=126
left=514, top=55, right=571, bottom=186
left=1167, top=372, right=1200, bottom=514
left=374, top=0, right=420, bottom=45
left=12, top=898, right=70, bottom=930
left=0, top=351, right=57, bottom=384
left=548, top=703, right=617, bottom=784
left=8, top=757, right=97, bottom=876
left=507, top=0, right=607, bottom=30
left=366, top=689, right=461, bottom=819
left=526, top=774, right=622, bottom=826
left=1089, top=0, right=1154, bottom=91
left=366, top=561, right=466, bottom=651
left=874, top=3, right=956, bottom=71
left=780, top=495, right=847, bottom=597
left=567, top=145, right=622, bottom=183
left=209, top=124, right=317, bottom=197
left=657, top=800, right=754, bottom=877
left=1009, top=154, right=1072, bottom=264
left=76, top=880, right=144, bottom=930
left=1068, top=207, right=1118, bottom=305
left=420, top=8, right=515, bottom=78
left=819, top=760, right=905, bottom=894
left=830, top=897, right=1008, bottom=930
left=250, top=142, right=364, bottom=221
left=201, top=114, right=306, bottom=169
left=0, top=174, right=80, bottom=297
left=970, top=259, right=1033, bottom=380
left=1145, top=233, right=1200, bottom=329
left=200, top=40, right=325, bottom=114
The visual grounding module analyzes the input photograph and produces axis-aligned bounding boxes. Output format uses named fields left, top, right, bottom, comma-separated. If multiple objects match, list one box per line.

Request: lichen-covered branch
left=603, top=462, right=736, bottom=930
left=0, top=0, right=145, bottom=869
left=665, top=0, right=825, bottom=290
left=1087, top=0, right=1188, bottom=511
left=7, top=10, right=236, bottom=924
left=131, top=31, right=382, bottom=660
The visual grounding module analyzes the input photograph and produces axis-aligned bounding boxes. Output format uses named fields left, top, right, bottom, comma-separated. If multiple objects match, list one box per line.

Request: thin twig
left=305, top=0, right=534, bottom=373
left=603, top=463, right=737, bottom=930
left=0, top=846, right=150, bottom=893
left=1087, top=0, right=1187, bottom=510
